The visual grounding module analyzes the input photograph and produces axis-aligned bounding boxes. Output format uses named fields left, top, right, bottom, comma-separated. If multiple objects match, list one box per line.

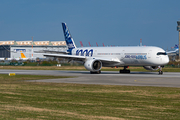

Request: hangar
left=0, top=40, right=67, bottom=60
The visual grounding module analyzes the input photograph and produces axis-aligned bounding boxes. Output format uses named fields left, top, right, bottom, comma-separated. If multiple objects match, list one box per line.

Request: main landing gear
left=90, top=70, right=101, bottom=74
left=159, top=66, right=164, bottom=75
left=119, top=66, right=130, bottom=73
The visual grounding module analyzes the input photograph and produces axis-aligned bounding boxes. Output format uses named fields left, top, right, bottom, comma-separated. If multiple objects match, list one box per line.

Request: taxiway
left=0, top=69, right=180, bottom=88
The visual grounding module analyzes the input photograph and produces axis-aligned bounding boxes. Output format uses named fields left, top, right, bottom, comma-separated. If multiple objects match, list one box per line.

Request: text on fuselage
left=125, top=55, right=147, bottom=60
left=124, top=53, right=147, bottom=60
left=76, top=49, right=93, bottom=56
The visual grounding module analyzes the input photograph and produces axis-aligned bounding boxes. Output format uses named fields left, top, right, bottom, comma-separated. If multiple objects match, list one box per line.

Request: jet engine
left=84, top=59, right=102, bottom=72
left=143, top=66, right=160, bottom=71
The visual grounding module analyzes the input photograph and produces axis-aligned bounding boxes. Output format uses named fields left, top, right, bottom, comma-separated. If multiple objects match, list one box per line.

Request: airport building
left=0, top=40, right=67, bottom=60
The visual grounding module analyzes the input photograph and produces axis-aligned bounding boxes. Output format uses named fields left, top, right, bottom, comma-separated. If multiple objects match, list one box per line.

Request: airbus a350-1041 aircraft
left=44, top=22, right=169, bottom=74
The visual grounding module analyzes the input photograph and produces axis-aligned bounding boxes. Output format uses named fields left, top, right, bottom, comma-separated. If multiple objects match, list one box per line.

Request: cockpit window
left=157, top=52, right=167, bottom=55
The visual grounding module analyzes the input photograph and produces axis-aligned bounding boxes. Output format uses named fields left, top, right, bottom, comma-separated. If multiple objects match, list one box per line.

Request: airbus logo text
left=76, top=49, right=93, bottom=56
left=125, top=55, right=147, bottom=60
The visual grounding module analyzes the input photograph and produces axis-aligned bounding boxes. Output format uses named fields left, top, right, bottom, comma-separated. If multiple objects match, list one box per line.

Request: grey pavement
left=0, top=69, right=180, bottom=88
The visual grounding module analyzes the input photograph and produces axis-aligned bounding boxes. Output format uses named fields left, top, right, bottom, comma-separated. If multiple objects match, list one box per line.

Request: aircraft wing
left=43, top=54, right=121, bottom=63
left=166, top=51, right=176, bottom=56
left=166, top=49, right=179, bottom=56
left=34, top=50, right=69, bottom=54
left=44, top=54, right=86, bottom=62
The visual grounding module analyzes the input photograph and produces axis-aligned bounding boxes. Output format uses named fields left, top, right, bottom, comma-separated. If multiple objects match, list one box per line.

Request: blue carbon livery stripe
left=62, top=23, right=76, bottom=51
left=76, top=49, right=93, bottom=56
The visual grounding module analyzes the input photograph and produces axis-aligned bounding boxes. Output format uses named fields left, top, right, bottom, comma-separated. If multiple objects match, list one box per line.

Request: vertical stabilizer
left=21, top=53, right=26, bottom=58
left=62, top=22, right=76, bottom=50
left=174, top=44, right=179, bottom=49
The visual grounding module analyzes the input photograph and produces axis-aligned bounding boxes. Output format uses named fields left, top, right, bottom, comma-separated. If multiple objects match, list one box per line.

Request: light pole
left=177, top=21, right=180, bottom=60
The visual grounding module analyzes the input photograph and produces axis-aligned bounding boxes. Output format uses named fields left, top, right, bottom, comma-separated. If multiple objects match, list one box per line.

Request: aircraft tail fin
left=21, top=53, right=26, bottom=58
left=174, top=44, right=179, bottom=49
left=62, top=22, right=76, bottom=50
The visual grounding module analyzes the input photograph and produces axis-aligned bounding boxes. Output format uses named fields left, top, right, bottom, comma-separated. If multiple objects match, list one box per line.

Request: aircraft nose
left=164, top=56, right=169, bottom=64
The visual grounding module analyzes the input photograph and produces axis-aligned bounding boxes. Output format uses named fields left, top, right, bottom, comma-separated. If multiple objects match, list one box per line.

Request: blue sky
left=0, top=0, right=180, bottom=49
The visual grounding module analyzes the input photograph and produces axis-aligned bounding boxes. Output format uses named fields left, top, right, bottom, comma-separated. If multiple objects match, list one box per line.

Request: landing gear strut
left=119, top=66, right=130, bottom=73
left=159, top=66, right=163, bottom=75
left=90, top=70, right=101, bottom=74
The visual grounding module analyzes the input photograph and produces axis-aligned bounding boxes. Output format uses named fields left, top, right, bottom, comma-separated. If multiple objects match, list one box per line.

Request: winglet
left=62, top=22, right=76, bottom=50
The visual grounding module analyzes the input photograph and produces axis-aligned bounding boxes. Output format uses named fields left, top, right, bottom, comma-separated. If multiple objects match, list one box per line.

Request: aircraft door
left=148, top=50, right=152, bottom=59
left=121, top=50, right=125, bottom=60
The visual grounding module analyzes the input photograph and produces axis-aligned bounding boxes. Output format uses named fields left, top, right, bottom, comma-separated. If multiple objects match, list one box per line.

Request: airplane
left=19, top=52, right=36, bottom=60
left=166, top=44, right=179, bottom=61
left=20, top=52, right=48, bottom=61
left=7, top=52, right=29, bottom=61
left=44, top=22, right=169, bottom=75
left=0, top=58, right=4, bottom=60
left=166, top=44, right=179, bottom=56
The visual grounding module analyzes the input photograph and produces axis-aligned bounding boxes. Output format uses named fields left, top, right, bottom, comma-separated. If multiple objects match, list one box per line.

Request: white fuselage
left=71, top=46, right=169, bottom=67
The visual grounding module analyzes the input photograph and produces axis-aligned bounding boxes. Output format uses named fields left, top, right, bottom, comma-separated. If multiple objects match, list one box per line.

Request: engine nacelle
left=143, top=66, right=160, bottom=71
left=84, top=59, right=102, bottom=72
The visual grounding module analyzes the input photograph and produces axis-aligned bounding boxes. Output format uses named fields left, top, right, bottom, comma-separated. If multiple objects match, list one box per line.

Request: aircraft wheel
left=97, top=70, right=101, bottom=74
left=119, top=70, right=130, bottom=74
left=159, top=71, right=163, bottom=75
left=126, top=70, right=130, bottom=73
left=90, top=71, right=101, bottom=74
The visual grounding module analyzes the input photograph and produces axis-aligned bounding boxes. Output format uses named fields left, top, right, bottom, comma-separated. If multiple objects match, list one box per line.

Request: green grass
left=0, top=74, right=71, bottom=81
left=0, top=74, right=180, bottom=119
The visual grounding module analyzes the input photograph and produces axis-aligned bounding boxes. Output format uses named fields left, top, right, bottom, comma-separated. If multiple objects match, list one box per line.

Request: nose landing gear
left=159, top=66, right=164, bottom=75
